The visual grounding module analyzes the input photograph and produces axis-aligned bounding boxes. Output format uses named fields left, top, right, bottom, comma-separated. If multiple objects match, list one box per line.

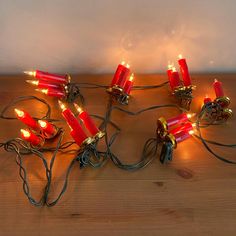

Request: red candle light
left=58, top=101, right=88, bottom=141
left=24, top=70, right=68, bottom=85
left=167, top=64, right=173, bottom=85
left=111, top=61, right=130, bottom=87
left=178, top=54, right=191, bottom=86
left=38, top=120, right=57, bottom=136
left=123, top=73, right=134, bottom=95
left=36, top=88, right=65, bottom=99
left=26, top=80, right=62, bottom=90
left=169, top=122, right=194, bottom=135
left=174, top=129, right=194, bottom=144
left=20, top=129, right=42, bottom=146
left=70, top=129, right=87, bottom=146
left=14, top=108, right=39, bottom=131
left=74, top=103, right=100, bottom=136
left=213, top=79, right=224, bottom=98
left=204, top=95, right=212, bottom=104
left=169, top=67, right=181, bottom=90
left=166, top=113, right=193, bottom=129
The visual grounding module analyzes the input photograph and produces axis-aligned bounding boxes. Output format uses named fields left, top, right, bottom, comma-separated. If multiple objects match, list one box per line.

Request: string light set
left=0, top=55, right=235, bottom=207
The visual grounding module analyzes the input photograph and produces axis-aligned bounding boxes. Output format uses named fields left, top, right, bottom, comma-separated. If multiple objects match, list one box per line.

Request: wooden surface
left=0, top=74, right=236, bottom=236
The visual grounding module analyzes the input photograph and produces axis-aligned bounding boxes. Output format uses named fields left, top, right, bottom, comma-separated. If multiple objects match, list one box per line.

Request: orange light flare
left=14, top=108, right=25, bottom=118
left=24, top=71, right=36, bottom=77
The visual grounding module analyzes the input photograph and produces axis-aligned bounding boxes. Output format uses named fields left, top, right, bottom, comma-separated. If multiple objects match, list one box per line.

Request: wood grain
left=0, top=74, right=236, bottom=236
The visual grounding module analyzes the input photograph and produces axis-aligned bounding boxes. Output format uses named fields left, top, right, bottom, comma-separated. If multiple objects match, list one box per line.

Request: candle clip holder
left=156, top=118, right=177, bottom=164
left=201, top=101, right=233, bottom=123
left=77, top=131, right=105, bottom=168
left=173, top=85, right=196, bottom=110
left=106, top=85, right=130, bottom=105
left=64, top=76, right=84, bottom=104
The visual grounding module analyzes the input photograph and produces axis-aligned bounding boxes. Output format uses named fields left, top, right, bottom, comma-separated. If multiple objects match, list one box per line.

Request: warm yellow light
left=24, top=71, right=36, bottom=77
left=178, top=54, right=183, bottom=59
left=189, top=130, right=194, bottom=135
left=121, top=61, right=126, bottom=65
left=172, top=67, right=177, bottom=72
left=21, top=129, right=30, bottom=138
left=187, top=113, right=195, bottom=119
left=14, top=108, right=24, bottom=117
left=214, top=78, right=218, bottom=83
left=26, top=80, right=39, bottom=86
left=192, top=123, right=196, bottom=128
left=38, top=120, right=47, bottom=128
left=74, top=103, right=83, bottom=113
left=58, top=100, right=66, bottom=111
left=129, top=73, right=134, bottom=82
left=168, top=64, right=173, bottom=70
left=36, top=88, right=48, bottom=94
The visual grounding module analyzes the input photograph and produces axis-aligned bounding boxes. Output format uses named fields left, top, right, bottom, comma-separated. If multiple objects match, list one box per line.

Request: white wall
left=0, top=0, right=235, bottom=74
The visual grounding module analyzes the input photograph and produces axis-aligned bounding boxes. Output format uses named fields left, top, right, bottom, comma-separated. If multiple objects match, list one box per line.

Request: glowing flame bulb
left=36, top=88, right=48, bottom=94
left=24, top=71, right=36, bottom=77
left=74, top=103, right=83, bottom=113
left=38, top=120, right=47, bottom=128
left=14, top=108, right=24, bottom=117
left=121, top=61, right=125, bottom=65
left=58, top=100, right=66, bottom=111
left=26, top=80, right=39, bottom=86
left=187, top=113, right=195, bottom=119
left=189, top=130, right=194, bottom=135
left=126, top=63, right=130, bottom=68
left=178, top=54, right=183, bottom=59
left=21, top=129, right=30, bottom=138
left=129, top=73, right=134, bottom=81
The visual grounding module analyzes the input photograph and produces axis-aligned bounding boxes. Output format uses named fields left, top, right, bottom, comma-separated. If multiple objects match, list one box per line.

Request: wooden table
left=0, top=74, right=235, bottom=236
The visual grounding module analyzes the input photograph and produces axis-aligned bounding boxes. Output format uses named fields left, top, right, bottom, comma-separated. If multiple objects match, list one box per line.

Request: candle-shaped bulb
left=26, top=80, right=39, bottom=86
left=74, top=103, right=83, bottom=113
left=15, top=108, right=39, bottom=130
left=188, top=130, right=195, bottom=135
left=123, top=73, right=134, bottom=95
left=126, top=63, right=130, bottom=68
left=168, top=64, right=173, bottom=70
left=76, top=105, right=100, bottom=136
left=38, top=120, right=57, bottom=136
left=213, top=79, right=224, bottom=98
left=24, top=71, right=36, bottom=77
left=187, top=113, right=195, bottom=119
left=178, top=54, right=183, bottom=59
left=21, top=129, right=30, bottom=138
left=36, top=88, right=48, bottom=94
left=129, top=73, right=134, bottom=81
left=38, top=120, right=47, bottom=128
left=14, top=108, right=24, bottom=117
left=58, top=100, right=66, bottom=111
left=20, top=129, right=42, bottom=146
